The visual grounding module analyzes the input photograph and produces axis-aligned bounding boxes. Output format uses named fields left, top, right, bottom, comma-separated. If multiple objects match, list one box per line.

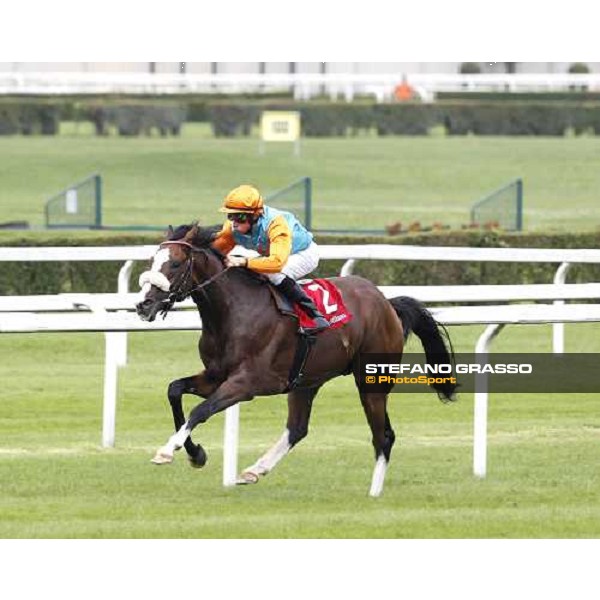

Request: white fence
left=2, top=72, right=600, bottom=100
left=4, top=243, right=600, bottom=355
left=2, top=244, right=600, bottom=481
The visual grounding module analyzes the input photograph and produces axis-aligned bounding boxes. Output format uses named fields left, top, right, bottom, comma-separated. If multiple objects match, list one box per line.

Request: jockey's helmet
left=219, top=184, right=264, bottom=214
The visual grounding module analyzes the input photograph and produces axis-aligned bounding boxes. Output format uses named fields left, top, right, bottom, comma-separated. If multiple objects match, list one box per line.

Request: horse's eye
left=171, top=261, right=181, bottom=269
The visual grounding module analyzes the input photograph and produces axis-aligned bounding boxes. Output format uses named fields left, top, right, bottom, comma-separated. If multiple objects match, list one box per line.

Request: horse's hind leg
left=359, top=391, right=396, bottom=497
left=237, top=385, right=321, bottom=484
left=152, top=371, right=218, bottom=467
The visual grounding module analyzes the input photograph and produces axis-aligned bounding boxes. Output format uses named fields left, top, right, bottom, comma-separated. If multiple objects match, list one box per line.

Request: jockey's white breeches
left=267, top=242, right=320, bottom=285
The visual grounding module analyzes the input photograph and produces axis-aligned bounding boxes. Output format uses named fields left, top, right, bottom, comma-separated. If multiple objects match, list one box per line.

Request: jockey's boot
left=276, top=276, right=330, bottom=334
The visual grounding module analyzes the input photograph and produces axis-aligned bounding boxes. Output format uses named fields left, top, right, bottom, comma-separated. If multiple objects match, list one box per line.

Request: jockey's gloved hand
left=226, top=255, right=248, bottom=268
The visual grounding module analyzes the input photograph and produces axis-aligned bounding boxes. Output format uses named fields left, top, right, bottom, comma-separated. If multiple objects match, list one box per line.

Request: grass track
left=1, top=323, right=599, bottom=538
left=1, top=125, right=600, bottom=231
left=2, top=127, right=600, bottom=538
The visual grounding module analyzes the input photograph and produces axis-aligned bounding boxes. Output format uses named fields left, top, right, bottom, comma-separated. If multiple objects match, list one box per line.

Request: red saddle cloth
left=295, top=278, right=353, bottom=330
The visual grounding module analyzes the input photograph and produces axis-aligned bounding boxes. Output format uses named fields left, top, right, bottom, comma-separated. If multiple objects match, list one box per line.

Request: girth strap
left=283, top=331, right=317, bottom=392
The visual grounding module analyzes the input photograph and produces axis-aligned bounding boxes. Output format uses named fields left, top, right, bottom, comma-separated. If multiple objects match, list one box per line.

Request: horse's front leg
left=151, top=371, right=220, bottom=467
left=151, top=372, right=254, bottom=466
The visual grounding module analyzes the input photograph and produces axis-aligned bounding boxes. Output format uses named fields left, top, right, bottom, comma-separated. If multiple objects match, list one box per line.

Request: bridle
left=158, top=240, right=231, bottom=316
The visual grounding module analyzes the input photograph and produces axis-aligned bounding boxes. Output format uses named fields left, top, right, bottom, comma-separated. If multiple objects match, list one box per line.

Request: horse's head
left=136, top=222, right=222, bottom=321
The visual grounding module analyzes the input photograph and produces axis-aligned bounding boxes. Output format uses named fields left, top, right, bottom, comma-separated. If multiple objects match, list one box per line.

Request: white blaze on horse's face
left=138, top=247, right=173, bottom=297
left=152, top=247, right=171, bottom=274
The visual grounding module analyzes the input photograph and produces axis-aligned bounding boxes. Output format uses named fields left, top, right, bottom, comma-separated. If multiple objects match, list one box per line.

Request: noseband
left=158, top=240, right=230, bottom=316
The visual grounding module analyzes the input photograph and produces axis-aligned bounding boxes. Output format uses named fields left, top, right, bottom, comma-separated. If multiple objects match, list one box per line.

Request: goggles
left=227, top=213, right=252, bottom=223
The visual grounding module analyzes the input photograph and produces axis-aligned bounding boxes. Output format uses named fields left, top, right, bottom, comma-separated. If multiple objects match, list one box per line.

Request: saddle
left=267, top=278, right=353, bottom=391
left=267, top=284, right=297, bottom=320
left=268, top=278, right=353, bottom=331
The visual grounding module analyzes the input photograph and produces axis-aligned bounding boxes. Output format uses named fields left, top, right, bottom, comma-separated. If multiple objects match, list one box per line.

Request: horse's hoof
left=151, top=448, right=174, bottom=465
left=236, top=471, right=259, bottom=485
left=187, top=445, right=207, bottom=469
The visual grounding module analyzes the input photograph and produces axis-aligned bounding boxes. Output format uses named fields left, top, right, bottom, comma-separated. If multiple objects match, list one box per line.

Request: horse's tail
left=389, top=296, right=457, bottom=402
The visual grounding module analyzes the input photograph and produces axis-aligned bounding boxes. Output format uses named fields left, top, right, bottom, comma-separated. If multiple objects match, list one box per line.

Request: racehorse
left=135, top=222, right=456, bottom=497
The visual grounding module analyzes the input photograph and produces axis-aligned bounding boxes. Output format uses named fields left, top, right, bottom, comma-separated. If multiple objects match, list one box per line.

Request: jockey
left=211, top=184, right=330, bottom=333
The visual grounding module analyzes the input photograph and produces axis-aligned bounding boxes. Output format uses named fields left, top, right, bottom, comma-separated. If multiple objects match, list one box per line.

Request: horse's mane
left=167, top=222, right=222, bottom=248
left=167, top=222, right=266, bottom=286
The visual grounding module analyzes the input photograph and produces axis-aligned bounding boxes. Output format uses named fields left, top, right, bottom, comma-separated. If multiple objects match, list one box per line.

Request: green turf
left=2, top=125, right=600, bottom=538
left=1, top=124, right=600, bottom=231
left=1, top=322, right=599, bottom=538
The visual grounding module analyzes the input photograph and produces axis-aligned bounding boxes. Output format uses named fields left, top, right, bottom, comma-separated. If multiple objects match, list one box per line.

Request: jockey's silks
left=212, top=205, right=314, bottom=274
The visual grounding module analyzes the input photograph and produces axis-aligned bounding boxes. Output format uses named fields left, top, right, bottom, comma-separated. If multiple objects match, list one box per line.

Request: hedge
left=2, top=230, right=600, bottom=295
left=4, top=96, right=600, bottom=137
left=437, top=91, right=600, bottom=102
left=442, top=102, right=572, bottom=136
left=83, top=102, right=187, bottom=136
left=0, top=98, right=187, bottom=137
left=203, top=100, right=600, bottom=137
left=0, top=100, right=60, bottom=135
left=374, top=104, right=438, bottom=135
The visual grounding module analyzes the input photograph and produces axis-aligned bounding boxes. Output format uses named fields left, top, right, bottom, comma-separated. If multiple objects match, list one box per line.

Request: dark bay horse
left=136, top=223, right=456, bottom=497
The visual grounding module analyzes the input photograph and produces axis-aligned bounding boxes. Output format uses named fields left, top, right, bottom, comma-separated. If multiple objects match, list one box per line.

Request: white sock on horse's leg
left=162, top=423, right=191, bottom=456
left=243, top=429, right=292, bottom=477
left=369, top=455, right=388, bottom=497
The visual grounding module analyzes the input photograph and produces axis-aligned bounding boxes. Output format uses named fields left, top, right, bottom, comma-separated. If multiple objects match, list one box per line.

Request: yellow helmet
left=219, top=184, right=264, bottom=214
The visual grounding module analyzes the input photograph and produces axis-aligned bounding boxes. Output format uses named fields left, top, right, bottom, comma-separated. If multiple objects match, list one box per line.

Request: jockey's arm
left=211, top=220, right=236, bottom=255
left=247, top=216, right=292, bottom=274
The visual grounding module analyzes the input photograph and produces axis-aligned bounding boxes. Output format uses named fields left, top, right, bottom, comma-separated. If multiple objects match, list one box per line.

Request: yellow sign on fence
left=259, top=111, right=301, bottom=156
left=260, top=111, right=301, bottom=142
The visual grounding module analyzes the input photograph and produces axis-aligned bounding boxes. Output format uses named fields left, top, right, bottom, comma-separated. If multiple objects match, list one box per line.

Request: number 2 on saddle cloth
left=294, top=279, right=353, bottom=329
